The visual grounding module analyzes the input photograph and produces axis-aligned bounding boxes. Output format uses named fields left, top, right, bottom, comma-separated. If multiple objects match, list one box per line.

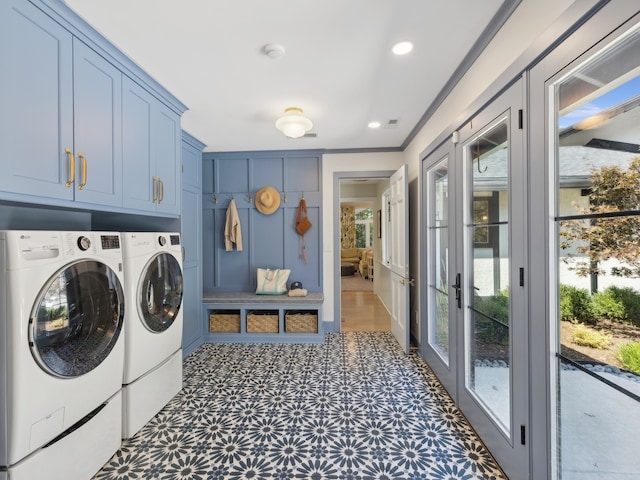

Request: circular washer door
left=30, top=260, right=124, bottom=378
left=139, top=252, right=183, bottom=333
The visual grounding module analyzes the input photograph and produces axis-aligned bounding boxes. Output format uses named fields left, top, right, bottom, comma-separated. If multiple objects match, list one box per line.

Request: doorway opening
left=337, top=175, right=392, bottom=332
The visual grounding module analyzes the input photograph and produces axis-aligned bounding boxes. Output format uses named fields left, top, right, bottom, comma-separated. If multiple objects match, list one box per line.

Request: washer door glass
left=30, top=261, right=124, bottom=378
left=139, top=253, right=183, bottom=333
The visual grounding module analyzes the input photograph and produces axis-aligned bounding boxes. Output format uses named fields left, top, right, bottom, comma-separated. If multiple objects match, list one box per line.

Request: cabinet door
left=72, top=39, right=123, bottom=207
left=123, top=76, right=181, bottom=214
left=181, top=134, right=203, bottom=355
left=154, top=105, right=181, bottom=215
left=182, top=188, right=200, bottom=267
left=122, top=77, right=154, bottom=211
left=0, top=0, right=73, bottom=200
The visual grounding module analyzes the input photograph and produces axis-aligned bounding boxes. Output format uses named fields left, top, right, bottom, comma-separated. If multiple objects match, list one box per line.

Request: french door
left=423, top=141, right=458, bottom=396
left=423, top=79, right=529, bottom=479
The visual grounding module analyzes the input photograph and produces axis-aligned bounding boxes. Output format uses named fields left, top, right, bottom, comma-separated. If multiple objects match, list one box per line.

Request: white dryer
left=0, top=231, right=125, bottom=480
left=121, top=232, right=184, bottom=438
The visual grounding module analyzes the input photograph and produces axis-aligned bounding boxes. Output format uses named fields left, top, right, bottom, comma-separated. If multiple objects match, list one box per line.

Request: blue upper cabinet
left=0, top=1, right=122, bottom=207
left=1, top=0, right=74, bottom=200
left=122, top=77, right=181, bottom=215
left=153, top=104, right=182, bottom=215
left=72, top=39, right=123, bottom=207
left=0, top=0, right=186, bottom=216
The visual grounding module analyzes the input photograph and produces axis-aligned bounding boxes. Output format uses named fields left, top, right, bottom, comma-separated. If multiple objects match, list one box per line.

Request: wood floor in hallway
left=341, top=290, right=391, bottom=332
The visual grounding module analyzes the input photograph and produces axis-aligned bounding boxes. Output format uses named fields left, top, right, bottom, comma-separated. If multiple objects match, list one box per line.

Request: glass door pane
left=553, top=25, right=640, bottom=479
left=464, top=118, right=511, bottom=433
left=140, top=253, right=183, bottom=333
left=30, top=260, right=124, bottom=378
left=428, top=158, right=450, bottom=363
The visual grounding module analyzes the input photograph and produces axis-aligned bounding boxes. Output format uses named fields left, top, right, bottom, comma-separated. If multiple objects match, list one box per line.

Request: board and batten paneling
left=202, top=151, right=322, bottom=293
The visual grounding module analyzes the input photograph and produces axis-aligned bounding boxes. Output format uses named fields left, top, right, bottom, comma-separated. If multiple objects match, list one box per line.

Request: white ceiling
left=63, top=0, right=507, bottom=153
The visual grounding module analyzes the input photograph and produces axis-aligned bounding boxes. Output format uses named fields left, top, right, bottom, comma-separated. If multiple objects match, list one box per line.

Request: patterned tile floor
left=94, top=333, right=507, bottom=479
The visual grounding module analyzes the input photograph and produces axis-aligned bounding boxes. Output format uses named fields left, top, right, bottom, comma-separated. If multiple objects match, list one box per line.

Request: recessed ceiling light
left=368, top=121, right=381, bottom=129
left=392, top=41, right=413, bottom=56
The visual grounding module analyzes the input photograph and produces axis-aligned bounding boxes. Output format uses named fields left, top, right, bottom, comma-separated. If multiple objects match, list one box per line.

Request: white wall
left=322, top=152, right=404, bottom=325
left=403, top=0, right=576, bottom=173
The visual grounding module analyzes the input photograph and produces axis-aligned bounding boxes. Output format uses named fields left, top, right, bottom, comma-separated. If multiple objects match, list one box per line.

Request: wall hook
left=475, top=141, right=487, bottom=174
left=248, top=194, right=253, bottom=204
left=213, top=194, right=219, bottom=204
left=282, top=191, right=288, bottom=203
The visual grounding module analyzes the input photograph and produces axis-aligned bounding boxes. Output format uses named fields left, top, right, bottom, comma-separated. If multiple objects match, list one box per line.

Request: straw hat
left=255, top=186, right=281, bottom=215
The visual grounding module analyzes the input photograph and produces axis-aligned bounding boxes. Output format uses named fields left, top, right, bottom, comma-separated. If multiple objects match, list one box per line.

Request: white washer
left=0, top=231, right=125, bottom=480
left=121, top=232, right=184, bottom=438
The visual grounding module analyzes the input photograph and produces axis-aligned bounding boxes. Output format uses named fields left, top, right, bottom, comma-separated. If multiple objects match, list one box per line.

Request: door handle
left=77, top=153, right=87, bottom=190
left=65, top=148, right=75, bottom=187
left=451, top=273, right=461, bottom=309
left=152, top=177, right=158, bottom=203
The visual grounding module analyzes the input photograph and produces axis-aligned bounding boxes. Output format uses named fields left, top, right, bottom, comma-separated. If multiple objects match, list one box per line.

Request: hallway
left=94, top=332, right=506, bottom=479
left=341, top=291, right=391, bottom=332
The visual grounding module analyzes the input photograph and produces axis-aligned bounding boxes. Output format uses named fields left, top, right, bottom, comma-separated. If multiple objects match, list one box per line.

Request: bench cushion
left=204, top=292, right=324, bottom=305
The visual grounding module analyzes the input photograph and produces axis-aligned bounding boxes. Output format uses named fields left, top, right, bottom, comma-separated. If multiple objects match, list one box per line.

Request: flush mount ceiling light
left=264, top=43, right=285, bottom=60
left=368, top=121, right=381, bottom=129
left=392, top=41, right=413, bottom=55
left=275, top=107, right=313, bottom=138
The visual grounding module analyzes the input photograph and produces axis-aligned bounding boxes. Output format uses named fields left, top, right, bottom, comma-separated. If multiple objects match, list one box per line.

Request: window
left=354, top=208, right=373, bottom=248
left=552, top=25, right=640, bottom=480
left=473, top=192, right=499, bottom=246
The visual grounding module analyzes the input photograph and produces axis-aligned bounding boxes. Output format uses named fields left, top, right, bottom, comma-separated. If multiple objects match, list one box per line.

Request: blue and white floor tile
left=93, top=332, right=507, bottom=479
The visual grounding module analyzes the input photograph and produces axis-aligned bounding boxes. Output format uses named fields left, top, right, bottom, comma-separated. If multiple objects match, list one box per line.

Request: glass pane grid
left=554, top=25, right=640, bottom=479
left=465, top=119, right=511, bottom=435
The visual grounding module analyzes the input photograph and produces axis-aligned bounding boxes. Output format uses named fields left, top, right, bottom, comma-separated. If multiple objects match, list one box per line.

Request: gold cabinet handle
left=77, top=153, right=87, bottom=190
left=159, top=178, right=164, bottom=204
left=152, top=176, right=158, bottom=203
left=65, top=148, right=75, bottom=187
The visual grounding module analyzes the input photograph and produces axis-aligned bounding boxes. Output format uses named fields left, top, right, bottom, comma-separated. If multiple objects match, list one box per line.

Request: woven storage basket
left=246, top=311, right=279, bottom=333
left=285, top=311, right=318, bottom=333
left=209, top=311, right=241, bottom=333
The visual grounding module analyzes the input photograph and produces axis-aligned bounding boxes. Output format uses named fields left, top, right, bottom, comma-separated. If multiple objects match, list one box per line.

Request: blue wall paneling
left=202, top=151, right=322, bottom=293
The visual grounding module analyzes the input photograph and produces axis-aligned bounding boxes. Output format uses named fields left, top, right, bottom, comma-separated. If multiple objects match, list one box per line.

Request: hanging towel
left=224, top=198, right=243, bottom=251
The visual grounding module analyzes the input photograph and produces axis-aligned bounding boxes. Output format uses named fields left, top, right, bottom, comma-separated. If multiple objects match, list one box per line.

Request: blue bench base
left=203, top=292, right=324, bottom=344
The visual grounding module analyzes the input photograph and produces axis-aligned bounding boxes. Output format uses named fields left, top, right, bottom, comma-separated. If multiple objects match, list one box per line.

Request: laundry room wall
left=0, top=205, right=91, bottom=231
left=201, top=151, right=322, bottom=293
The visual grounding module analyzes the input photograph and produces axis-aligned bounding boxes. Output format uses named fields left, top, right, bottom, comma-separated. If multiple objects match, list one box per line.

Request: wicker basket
left=246, top=311, right=279, bottom=333
left=285, top=311, right=318, bottom=333
left=209, top=310, right=241, bottom=333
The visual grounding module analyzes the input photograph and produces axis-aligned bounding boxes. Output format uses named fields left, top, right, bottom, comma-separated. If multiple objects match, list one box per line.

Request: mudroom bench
left=203, top=292, right=324, bottom=343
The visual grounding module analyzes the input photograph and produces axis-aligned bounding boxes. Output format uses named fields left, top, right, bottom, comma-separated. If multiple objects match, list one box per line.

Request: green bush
left=617, top=342, right=640, bottom=374
left=474, top=289, right=509, bottom=345
left=559, top=285, right=594, bottom=324
left=571, top=323, right=612, bottom=349
left=592, top=286, right=640, bottom=326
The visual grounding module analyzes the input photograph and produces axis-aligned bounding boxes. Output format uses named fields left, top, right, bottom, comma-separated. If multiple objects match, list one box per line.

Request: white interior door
left=389, top=164, right=410, bottom=353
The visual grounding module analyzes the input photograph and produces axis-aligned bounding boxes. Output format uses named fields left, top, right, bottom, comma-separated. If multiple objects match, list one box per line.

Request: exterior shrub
left=592, top=286, right=640, bottom=326
left=559, top=285, right=595, bottom=324
left=571, top=323, right=612, bottom=349
left=474, top=289, right=509, bottom=345
left=617, top=342, right=640, bottom=374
